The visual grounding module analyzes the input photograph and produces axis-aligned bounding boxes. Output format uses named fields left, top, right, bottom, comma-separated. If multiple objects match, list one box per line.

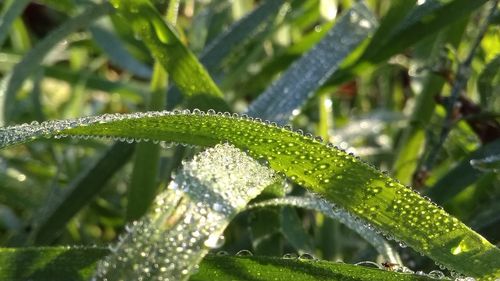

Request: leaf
left=0, top=247, right=438, bottom=281
left=1, top=111, right=499, bottom=279
left=246, top=2, right=377, bottom=124
left=110, top=0, right=229, bottom=112
left=0, top=2, right=113, bottom=125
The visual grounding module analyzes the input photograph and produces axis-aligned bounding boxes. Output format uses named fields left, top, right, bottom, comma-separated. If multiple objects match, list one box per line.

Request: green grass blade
left=90, top=17, right=152, bottom=79
left=200, top=0, right=285, bottom=74
left=246, top=2, right=376, bottom=123
left=193, top=255, right=436, bottom=281
left=0, top=0, right=31, bottom=48
left=477, top=54, right=500, bottom=108
left=392, top=19, right=467, bottom=184
left=329, top=0, right=489, bottom=85
left=0, top=247, right=438, bottom=281
left=1, top=111, right=499, bottom=279
left=32, top=142, right=134, bottom=244
left=110, top=0, right=228, bottom=111
left=426, top=139, right=500, bottom=204
left=0, top=2, right=113, bottom=125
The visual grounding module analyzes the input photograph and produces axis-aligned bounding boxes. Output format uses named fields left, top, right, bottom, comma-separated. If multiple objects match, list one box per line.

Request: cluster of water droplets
left=92, top=143, right=276, bottom=281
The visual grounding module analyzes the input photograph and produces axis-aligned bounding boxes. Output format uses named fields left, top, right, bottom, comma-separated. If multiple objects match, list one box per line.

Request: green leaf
left=247, top=2, right=377, bottom=123
left=0, top=247, right=438, bottom=281
left=1, top=111, right=499, bottom=279
left=110, top=0, right=228, bottom=112
left=0, top=2, right=113, bottom=125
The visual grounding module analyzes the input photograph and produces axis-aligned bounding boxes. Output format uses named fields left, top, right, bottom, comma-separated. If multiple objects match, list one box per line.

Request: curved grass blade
left=0, top=2, right=113, bottom=125
left=477, top=54, right=500, bottom=108
left=110, top=0, right=228, bottom=112
left=0, top=247, right=437, bottom=281
left=1, top=111, right=499, bottom=279
left=246, top=2, right=376, bottom=124
left=90, top=17, right=152, bottom=79
left=248, top=196, right=401, bottom=264
left=0, top=0, right=31, bottom=48
left=93, top=143, right=277, bottom=280
left=200, top=0, right=285, bottom=75
left=426, top=139, right=500, bottom=204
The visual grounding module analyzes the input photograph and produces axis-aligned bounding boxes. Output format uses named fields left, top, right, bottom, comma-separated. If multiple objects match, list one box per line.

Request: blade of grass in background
left=33, top=142, right=134, bottom=244
left=425, top=139, right=500, bottom=205
left=392, top=19, right=467, bottom=184
left=90, top=17, right=152, bottom=79
left=0, top=247, right=438, bottom=281
left=110, top=0, right=229, bottom=112
left=477, top=54, right=500, bottom=109
left=0, top=0, right=31, bottom=48
left=0, top=2, right=113, bottom=125
left=246, top=2, right=377, bottom=124
left=328, top=0, right=489, bottom=85
left=1, top=112, right=499, bottom=278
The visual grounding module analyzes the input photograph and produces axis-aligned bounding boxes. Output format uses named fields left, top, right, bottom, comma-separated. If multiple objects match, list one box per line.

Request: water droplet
left=236, top=250, right=253, bottom=256
left=298, top=253, right=315, bottom=260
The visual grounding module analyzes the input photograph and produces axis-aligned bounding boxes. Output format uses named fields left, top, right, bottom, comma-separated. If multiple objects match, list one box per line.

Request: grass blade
left=32, top=142, right=134, bottom=244
left=0, top=0, right=31, bottom=48
left=425, top=139, right=500, bottom=204
left=1, top=111, right=499, bottom=278
left=246, top=2, right=376, bottom=123
left=200, top=0, right=285, bottom=75
left=0, top=2, right=113, bottom=125
left=329, top=0, right=489, bottom=84
left=0, top=246, right=438, bottom=281
left=110, top=0, right=228, bottom=111
left=90, top=17, right=152, bottom=79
